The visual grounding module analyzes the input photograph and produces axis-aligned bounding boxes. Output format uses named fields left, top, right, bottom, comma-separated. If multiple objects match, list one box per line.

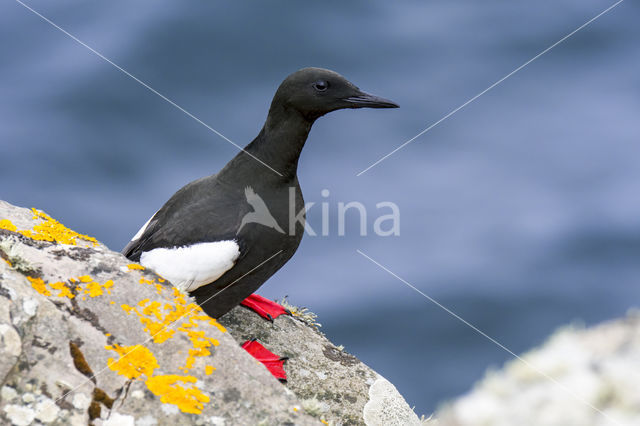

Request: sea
left=2, top=0, right=639, bottom=416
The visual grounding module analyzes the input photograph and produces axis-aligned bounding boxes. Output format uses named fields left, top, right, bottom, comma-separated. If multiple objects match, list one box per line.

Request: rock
left=363, top=377, right=422, bottom=426
left=220, top=305, right=424, bottom=425
left=437, top=312, right=640, bottom=426
left=0, top=200, right=420, bottom=425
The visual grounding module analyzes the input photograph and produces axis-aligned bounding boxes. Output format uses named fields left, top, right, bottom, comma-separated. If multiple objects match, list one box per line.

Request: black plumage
left=123, top=67, right=398, bottom=318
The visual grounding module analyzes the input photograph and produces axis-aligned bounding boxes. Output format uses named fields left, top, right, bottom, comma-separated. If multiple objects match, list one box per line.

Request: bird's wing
left=122, top=176, right=247, bottom=262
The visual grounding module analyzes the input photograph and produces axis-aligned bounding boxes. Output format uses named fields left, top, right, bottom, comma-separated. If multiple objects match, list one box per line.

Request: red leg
left=240, top=293, right=290, bottom=321
left=241, top=339, right=287, bottom=382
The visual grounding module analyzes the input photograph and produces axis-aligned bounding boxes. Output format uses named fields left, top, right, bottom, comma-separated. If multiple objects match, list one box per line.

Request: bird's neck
left=249, top=104, right=314, bottom=179
left=217, top=104, right=314, bottom=186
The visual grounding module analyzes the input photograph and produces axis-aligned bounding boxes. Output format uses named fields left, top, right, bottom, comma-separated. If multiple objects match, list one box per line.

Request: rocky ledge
left=0, top=200, right=423, bottom=426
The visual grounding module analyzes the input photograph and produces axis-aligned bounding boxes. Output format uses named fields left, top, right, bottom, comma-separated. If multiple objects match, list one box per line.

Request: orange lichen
left=121, top=283, right=224, bottom=359
left=15, top=255, right=225, bottom=415
left=145, top=374, right=209, bottom=414
left=49, top=281, right=75, bottom=299
left=74, top=276, right=115, bottom=298
left=105, top=344, right=159, bottom=379
left=4, top=209, right=227, bottom=415
left=105, top=343, right=210, bottom=414
left=15, top=209, right=98, bottom=245
left=27, top=276, right=51, bottom=297
left=85, top=281, right=104, bottom=297
left=139, top=277, right=155, bottom=286
left=27, top=274, right=115, bottom=299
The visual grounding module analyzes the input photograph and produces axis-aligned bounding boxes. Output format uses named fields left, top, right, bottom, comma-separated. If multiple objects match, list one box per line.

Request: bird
left=122, top=67, right=398, bottom=320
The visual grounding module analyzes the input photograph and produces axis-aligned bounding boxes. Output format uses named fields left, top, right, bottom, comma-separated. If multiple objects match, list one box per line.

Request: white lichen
left=3, top=404, right=36, bottom=426
left=301, top=398, right=327, bottom=417
left=1, top=385, right=17, bottom=401
left=277, top=296, right=321, bottom=329
left=71, top=393, right=91, bottom=410
left=0, top=324, right=22, bottom=357
left=22, top=298, right=39, bottom=317
left=363, top=376, right=422, bottom=426
left=104, top=413, right=135, bottom=426
left=207, top=416, right=226, bottom=426
left=136, top=415, right=158, bottom=426
left=34, top=398, right=60, bottom=423
left=161, top=403, right=179, bottom=415
left=0, top=239, right=35, bottom=275
left=21, top=392, right=35, bottom=403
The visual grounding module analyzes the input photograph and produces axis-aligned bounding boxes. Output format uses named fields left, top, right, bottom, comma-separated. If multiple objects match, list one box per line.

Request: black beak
left=343, top=91, right=399, bottom=109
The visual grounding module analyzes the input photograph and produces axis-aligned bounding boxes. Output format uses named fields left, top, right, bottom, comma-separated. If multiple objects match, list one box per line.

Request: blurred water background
left=2, top=0, right=639, bottom=415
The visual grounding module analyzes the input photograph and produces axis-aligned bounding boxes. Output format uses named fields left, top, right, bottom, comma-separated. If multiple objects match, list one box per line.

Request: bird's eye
left=313, top=80, right=329, bottom=92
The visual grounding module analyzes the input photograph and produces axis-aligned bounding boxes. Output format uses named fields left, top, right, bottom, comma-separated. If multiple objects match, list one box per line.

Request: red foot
left=241, top=339, right=288, bottom=382
left=240, top=293, right=290, bottom=321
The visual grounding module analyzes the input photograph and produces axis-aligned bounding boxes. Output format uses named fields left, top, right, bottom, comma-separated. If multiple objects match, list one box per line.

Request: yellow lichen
left=105, top=344, right=159, bottom=379
left=85, top=281, right=104, bottom=297
left=27, top=274, right=115, bottom=300
left=0, top=219, right=17, bottom=232
left=115, top=279, right=226, bottom=382
left=139, top=277, right=155, bottom=286
left=4, top=209, right=227, bottom=415
left=16, top=209, right=98, bottom=245
left=49, top=281, right=75, bottom=299
left=105, top=344, right=210, bottom=414
left=145, top=374, right=209, bottom=414
left=27, top=276, right=51, bottom=296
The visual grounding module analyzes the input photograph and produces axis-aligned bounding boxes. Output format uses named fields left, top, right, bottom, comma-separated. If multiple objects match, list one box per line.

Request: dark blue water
left=2, top=0, right=639, bottom=416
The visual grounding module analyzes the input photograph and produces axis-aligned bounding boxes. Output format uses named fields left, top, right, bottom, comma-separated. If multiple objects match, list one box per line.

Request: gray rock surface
left=437, top=312, right=640, bottom=426
left=0, top=200, right=421, bottom=425
left=220, top=306, right=422, bottom=426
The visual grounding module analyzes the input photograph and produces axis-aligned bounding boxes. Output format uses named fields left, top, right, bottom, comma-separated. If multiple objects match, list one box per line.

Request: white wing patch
left=131, top=212, right=157, bottom=241
left=140, top=240, right=240, bottom=293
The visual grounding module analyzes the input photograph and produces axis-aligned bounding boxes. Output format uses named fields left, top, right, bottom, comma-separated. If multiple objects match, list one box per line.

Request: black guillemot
left=122, top=67, right=398, bottom=320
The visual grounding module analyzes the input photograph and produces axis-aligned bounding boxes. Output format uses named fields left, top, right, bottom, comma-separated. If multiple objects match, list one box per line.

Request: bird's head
left=270, top=67, right=398, bottom=121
